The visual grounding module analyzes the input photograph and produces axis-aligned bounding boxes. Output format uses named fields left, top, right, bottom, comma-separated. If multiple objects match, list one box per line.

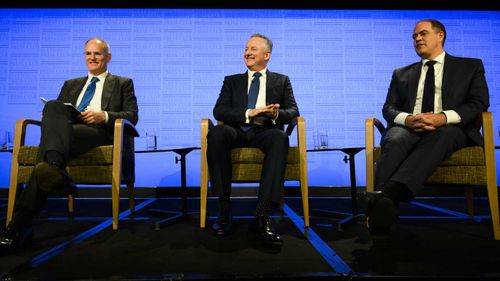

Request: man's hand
left=405, top=112, right=447, bottom=132
left=79, top=110, right=106, bottom=125
left=248, top=104, right=280, bottom=119
left=260, top=103, right=280, bottom=119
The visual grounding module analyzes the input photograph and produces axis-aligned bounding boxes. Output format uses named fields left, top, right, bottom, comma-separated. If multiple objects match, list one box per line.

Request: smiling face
left=244, top=36, right=271, bottom=71
left=412, top=21, right=445, bottom=60
left=85, top=39, right=111, bottom=76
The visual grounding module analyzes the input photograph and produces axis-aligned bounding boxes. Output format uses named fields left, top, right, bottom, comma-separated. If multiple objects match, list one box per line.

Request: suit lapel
left=408, top=63, right=421, bottom=111
left=70, top=78, right=87, bottom=106
left=101, top=73, right=114, bottom=110
left=441, top=54, right=455, bottom=108
left=265, top=70, right=275, bottom=105
left=238, top=72, right=249, bottom=108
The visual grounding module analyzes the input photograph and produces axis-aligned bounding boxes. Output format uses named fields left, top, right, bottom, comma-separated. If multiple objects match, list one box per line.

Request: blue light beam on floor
left=410, top=201, right=470, bottom=218
left=283, top=204, right=352, bottom=275
left=29, top=198, right=156, bottom=268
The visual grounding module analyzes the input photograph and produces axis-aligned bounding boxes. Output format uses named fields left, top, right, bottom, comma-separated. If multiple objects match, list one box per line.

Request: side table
left=135, top=146, right=200, bottom=229
left=307, top=147, right=365, bottom=231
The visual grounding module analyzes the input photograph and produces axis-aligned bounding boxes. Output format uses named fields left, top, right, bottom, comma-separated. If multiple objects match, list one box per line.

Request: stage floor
left=1, top=195, right=499, bottom=280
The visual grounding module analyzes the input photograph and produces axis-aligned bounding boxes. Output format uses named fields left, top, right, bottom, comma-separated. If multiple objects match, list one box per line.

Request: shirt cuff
left=442, top=110, right=461, bottom=125
left=104, top=111, right=109, bottom=124
left=271, top=110, right=279, bottom=125
left=394, top=112, right=411, bottom=126
left=245, top=109, right=251, bottom=124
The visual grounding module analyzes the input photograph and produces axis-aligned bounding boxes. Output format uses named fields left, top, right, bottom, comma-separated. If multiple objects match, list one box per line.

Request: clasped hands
left=77, top=110, right=106, bottom=125
left=248, top=103, right=280, bottom=119
left=405, top=112, right=447, bottom=132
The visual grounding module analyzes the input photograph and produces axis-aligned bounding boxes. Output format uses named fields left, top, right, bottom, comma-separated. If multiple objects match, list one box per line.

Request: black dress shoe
left=212, top=210, right=232, bottom=236
left=34, top=162, right=76, bottom=196
left=0, top=223, right=34, bottom=253
left=363, top=192, right=397, bottom=236
left=248, top=215, right=283, bottom=246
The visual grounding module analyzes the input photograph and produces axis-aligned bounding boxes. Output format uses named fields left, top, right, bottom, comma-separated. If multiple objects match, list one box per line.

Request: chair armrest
left=365, top=117, right=385, bottom=192
left=12, top=119, right=41, bottom=154
left=285, top=118, right=298, bottom=136
left=200, top=118, right=214, bottom=157
left=201, top=118, right=214, bottom=139
left=295, top=116, right=306, bottom=156
left=116, top=119, right=139, bottom=138
left=111, top=119, right=138, bottom=175
left=481, top=112, right=497, bottom=188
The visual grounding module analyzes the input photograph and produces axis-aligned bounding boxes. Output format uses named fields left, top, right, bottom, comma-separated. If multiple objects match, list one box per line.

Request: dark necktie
left=247, top=72, right=262, bottom=109
left=77, top=77, right=99, bottom=112
left=421, top=60, right=436, bottom=113
left=241, top=72, right=262, bottom=132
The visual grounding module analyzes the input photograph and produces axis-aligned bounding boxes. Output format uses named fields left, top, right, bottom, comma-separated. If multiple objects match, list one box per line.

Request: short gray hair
left=250, top=34, right=273, bottom=53
left=84, top=37, right=111, bottom=53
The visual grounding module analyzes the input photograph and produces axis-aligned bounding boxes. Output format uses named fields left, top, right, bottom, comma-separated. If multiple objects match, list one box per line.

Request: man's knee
left=207, top=125, right=236, bottom=147
left=382, top=126, right=416, bottom=148
left=268, top=130, right=289, bottom=148
left=207, top=125, right=226, bottom=143
left=43, top=100, right=66, bottom=114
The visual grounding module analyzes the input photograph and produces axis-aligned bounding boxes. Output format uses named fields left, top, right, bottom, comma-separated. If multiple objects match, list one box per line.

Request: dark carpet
left=0, top=195, right=499, bottom=280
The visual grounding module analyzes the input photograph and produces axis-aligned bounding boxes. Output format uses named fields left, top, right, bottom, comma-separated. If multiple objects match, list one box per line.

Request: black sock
left=255, top=199, right=273, bottom=217
left=45, top=150, right=66, bottom=169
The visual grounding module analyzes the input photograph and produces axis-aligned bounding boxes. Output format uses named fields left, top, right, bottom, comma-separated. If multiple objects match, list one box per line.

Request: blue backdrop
left=1, top=9, right=499, bottom=189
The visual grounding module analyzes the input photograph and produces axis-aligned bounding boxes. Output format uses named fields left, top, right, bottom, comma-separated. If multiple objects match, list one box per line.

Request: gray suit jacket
left=382, top=54, right=489, bottom=145
left=213, top=70, right=299, bottom=130
left=57, top=73, right=139, bottom=132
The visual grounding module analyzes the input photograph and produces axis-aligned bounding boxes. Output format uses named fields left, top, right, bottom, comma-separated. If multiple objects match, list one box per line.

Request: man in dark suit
left=366, top=19, right=489, bottom=235
left=207, top=34, right=299, bottom=245
left=0, top=38, right=139, bottom=251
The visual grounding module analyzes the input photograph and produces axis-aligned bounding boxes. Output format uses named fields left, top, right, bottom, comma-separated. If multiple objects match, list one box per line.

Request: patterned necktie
left=77, top=77, right=99, bottom=112
left=421, top=60, right=436, bottom=113
left=247, top=72, right=262, bottom=109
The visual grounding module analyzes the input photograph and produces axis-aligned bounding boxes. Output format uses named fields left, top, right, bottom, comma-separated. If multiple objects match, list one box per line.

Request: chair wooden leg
left=200, top=178, right=208, bottom=228
left=465, top=187, right=474, bottom=219
left=111, top=181, right=120, bottom=230
left=127, top=183, right=135, bottom=214
left=486, top=181, right=500, bottom=240
left=68, top=194, right=75, bottom=215
left=6, top=183, right=22, bottom=226
left=300, top=180, right=309, bottom=228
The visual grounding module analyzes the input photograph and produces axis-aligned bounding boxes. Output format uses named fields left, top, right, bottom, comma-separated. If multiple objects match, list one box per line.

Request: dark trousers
left=206, top=124, right=289, bottom=204
left=16, top=100, right=112, bottom=213
left=374, top=125, right=469, bottom=194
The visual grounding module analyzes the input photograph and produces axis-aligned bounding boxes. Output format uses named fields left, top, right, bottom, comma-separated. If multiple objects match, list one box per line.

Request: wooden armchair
left=365, top=112, right=499, bottom=240
left=7, top=118, right=139, bottom=230
left=200, top=117, right=309, bottom=228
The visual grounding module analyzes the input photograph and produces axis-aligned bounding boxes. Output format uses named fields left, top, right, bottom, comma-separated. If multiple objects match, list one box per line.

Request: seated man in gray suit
left=366, top=19, right=489, bottom=236
left=0, top=38, right=139, bottom=252
left=207, top=34, right=299, bottom=245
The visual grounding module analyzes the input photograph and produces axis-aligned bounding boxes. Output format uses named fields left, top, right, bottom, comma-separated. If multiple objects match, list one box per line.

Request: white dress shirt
left=394, top=51, right=461, bottom=126
left=245, top=68, right=267, bottom=124
left=76, top=70, right=109, bottom=123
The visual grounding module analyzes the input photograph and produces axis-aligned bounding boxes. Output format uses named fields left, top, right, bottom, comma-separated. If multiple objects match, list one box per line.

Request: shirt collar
left=422, top=51, right=446, bottom=66
left=247, top=68, right=267, bottom=79
left=87, top=70, right=109, bottom=82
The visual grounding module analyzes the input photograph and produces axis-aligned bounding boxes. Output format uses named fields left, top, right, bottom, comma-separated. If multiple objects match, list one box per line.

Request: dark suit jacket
left=213, top=70, right=299, bottom=130
left=382, top=53, right=489, bottom=145
left=56, top=73, right=139, bottom=132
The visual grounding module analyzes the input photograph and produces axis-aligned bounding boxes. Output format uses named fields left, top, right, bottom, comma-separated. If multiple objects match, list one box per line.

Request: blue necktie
left=77, top=77, right=99, bottom=112
left=247, top=72, right=262, bottom=109
left=421, top=61, right=436, bottom=113
left=241, top=72, right=262, bottom=132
